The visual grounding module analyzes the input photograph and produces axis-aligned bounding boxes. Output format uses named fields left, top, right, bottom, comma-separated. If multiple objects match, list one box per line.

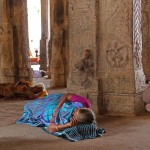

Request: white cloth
left=33, top=70, right=42, bottom=78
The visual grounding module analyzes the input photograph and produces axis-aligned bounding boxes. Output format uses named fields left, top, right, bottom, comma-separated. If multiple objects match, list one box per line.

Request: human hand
left=47, top=123, right=58, bottom=132
left=68, top=117, right=79, bottom=127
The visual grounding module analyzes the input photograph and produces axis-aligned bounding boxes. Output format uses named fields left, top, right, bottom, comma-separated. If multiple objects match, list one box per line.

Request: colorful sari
left=16, top=93, right=84, bottom=127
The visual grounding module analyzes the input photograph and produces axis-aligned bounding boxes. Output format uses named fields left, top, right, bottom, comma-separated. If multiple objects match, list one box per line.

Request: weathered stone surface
left=49, top=0, right=69, bottom=88
left=40, top=0, right=49, bottom=71
left=0, top=0, right=148, bottom=116
left=142, top=0, right=150, bottom=80
left=67, top=0, right=145, bottom=115
left=103, top=94, right=144, bottom=115
left=0, top=0, right=32, bottom=83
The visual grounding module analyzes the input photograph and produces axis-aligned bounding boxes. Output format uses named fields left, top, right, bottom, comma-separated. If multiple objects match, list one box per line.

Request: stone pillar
left=0, top=0, right=32, bottom=83
left=0, top=0, right=15, bottom=83
left=40, top=0, right=49, bottom=71
left=49, top=0, right=69, bottom=88
left=142, top=0, right=150, bottom=80
left=20, top=0, right=33, bottom=81
left=98, top=0, right=145, bottom=115
left=67, top=0, right=100, bottom=114
left=68, top=0, right=145, bottom=115
left=12, top=0, right=32, bottom=82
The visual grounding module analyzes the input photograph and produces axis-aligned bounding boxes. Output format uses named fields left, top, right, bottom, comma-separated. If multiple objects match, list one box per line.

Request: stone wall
left=142, top=0, right=150, bottom=80
left=98, top=0, right=145, bottom=115
left=68, top=0, right=145, bottom=115
left=49, top=0, right=69, bottom=88
left=67, top=0, right=100, bottom=114
left=0, top=0, right=14, bottom=83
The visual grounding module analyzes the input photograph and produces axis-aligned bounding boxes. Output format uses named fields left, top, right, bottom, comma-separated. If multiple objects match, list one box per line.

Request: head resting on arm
left=76, top=108, right=96, bottom=124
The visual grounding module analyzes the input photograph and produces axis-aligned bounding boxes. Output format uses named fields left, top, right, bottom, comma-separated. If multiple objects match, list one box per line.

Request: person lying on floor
left=16, top=93, right=105, bottom=141
left=16, top=93, right=95, bottom=129
left=47, top=94, right=95, bottom=132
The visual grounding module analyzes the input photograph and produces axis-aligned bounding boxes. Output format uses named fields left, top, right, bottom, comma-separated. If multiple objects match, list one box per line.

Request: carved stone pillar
left=0, top=0, right=32, bottom=83
left=12, top=0, right=32, bottom=82
left=49, top=0, right=69, bottom=88
left=142, top=0, right=150, bottom=80
left=0, top=0, right=15, bottom=83
left=67, top=0, right=100, bottom=114
left=40, top=0, right=49, bottom=71
left=98, top=0, right=145, bottom=115
left=68, top=0, right=145, bottom=115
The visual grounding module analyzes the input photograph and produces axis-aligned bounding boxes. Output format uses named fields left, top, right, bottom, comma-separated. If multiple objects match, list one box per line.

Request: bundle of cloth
left=33, top=70, right=47, bottom=78
left=16, top=93, right=105, bottom=142
left=0, top=81, right=48, bottom=100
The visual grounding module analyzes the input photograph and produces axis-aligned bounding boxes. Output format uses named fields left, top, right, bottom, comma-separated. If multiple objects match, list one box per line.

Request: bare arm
left=47, top=117, right=78, bottom=132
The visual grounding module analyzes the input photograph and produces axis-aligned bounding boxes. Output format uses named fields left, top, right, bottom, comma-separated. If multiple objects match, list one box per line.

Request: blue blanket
left=16, top=93, right=82, bottom=127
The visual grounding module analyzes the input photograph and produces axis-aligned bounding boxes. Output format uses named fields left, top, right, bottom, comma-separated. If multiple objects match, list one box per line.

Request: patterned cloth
left=42, top=123, right=105, bottom=142
left=16, top=93, right=105, bottom=141
left=16, top=93, right=84, bottom=127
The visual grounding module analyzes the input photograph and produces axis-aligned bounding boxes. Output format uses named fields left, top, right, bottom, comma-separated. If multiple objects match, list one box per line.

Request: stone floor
left=0, top=86, right=150, bottom=150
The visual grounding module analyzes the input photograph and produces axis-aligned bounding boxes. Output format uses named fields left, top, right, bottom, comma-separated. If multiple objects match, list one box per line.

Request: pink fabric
left=70, top=94, right=92, bottom=109
left=145, top=103, right=150, bottom=112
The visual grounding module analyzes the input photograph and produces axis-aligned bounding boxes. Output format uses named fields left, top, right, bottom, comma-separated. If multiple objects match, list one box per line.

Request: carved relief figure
left=106, top=41, right=128, bottom=68
left=73, top=49, right=94, bottom=89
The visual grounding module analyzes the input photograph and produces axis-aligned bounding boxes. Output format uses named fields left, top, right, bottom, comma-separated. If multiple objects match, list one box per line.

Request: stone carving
left=133, top=0, right=145, bottom=92
left=106, top=41, right=128, bottom=68
left=133, top=0, right=142, bottom=69
left=0, top=27, right=3, bottom=35
left=134, top=41, right=142, bottom=69
left=73, top=49, right=94, bottom=89
left=69, top=0, right=75, bottom=11
left=105, top=1, right=130, bottom=39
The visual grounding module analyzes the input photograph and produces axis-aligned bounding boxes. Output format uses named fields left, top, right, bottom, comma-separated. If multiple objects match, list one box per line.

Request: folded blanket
left=42, top=123, right=105, bottom=142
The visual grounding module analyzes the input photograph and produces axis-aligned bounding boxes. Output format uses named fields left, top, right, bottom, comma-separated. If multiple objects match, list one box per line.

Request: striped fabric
left=42, top=123, right=105, bottom=142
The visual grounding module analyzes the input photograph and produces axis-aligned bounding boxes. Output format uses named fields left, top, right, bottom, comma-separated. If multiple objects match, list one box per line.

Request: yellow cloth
left=38, top=90, right=48, bottom=98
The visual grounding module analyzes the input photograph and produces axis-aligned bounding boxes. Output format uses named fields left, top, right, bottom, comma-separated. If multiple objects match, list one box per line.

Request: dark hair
left=146, top=80, right=150, bottom=84
left=77, top=108, right=96, bottom=124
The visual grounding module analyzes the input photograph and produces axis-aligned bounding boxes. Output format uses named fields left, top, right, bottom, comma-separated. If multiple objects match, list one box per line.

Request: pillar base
left=101, top=93, right=145, bottom=116
left=0, top=67, right=33, bottom=83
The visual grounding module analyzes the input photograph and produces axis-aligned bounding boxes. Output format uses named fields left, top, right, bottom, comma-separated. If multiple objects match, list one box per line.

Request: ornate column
left=12, top=0, right=32, bottom=82
left=68, top=0, right=145, bottom=115
left=40, top=0, right=49, bottom=71
left=67, top=0, right=100, bottom=114
left=142, top=0, right=150, bottom=80
left=49, top=0, right=69, bottom=88
left=98, top=0, right=145, bottom=115
left=0, top=0, right=15, bottom=83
